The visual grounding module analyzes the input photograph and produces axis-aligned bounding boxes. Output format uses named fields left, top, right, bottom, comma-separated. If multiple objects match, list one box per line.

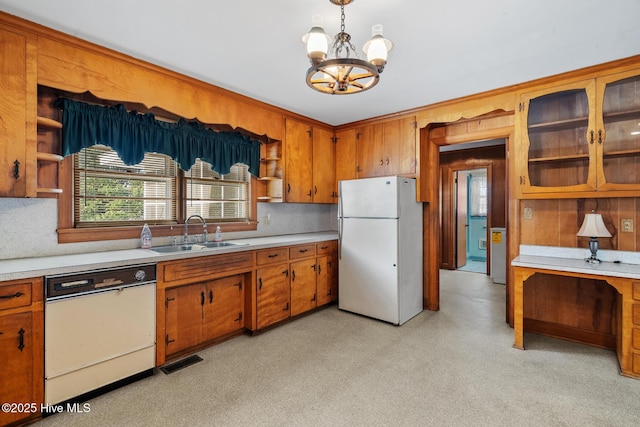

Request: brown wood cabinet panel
left=634, top=282, right=640, bottom=300
left=289, top=244, right=316, bottom=260
left=0, top=312, right=36, bottom=425
left=633, top=328, right=640, bottom=350
left=256, top=263, right=290, bottom=329
left=384, top=116, right=417, bottom=176
left=312, top=126, right=336, bottom=203
left=290, top=258, right=317, bottom=316
left=159, top=252, right=254, bottom=287
left=256, top=247, right=289, bottom=265
left=0, top=281, right=32, bottom=311
left=0, top=26, right=37, bottom=198
left=316, top=254, right=338, bottom=307
left=316, top=241, right=337, bottom=255
left=165, top=285, right=204, bottom=356
left=335, top=128, right=357, bottom=189
left=285, top=118, right=313, bottom=202
left=203, top=275, right=244, bottom=339
left=634, top=304, right=640, bottom=326
left=356, top=123, right=384, bottom=178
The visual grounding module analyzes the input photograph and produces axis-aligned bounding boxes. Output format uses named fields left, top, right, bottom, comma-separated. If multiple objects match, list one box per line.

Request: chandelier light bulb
left=363, top=24, right=393, bottom=72
left=302, top=15, right=329, bottom=64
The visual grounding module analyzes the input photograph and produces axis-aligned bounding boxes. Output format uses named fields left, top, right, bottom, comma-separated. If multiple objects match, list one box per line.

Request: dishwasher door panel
left=45, top=283, right=156, bottom=378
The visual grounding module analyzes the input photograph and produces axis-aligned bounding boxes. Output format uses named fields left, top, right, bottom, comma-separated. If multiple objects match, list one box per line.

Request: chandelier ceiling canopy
left=302, top=0, right=393, bottom=95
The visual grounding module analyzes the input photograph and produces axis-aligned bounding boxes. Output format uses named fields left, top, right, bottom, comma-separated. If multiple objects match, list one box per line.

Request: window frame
left=57, top=155, right=258, bottom=244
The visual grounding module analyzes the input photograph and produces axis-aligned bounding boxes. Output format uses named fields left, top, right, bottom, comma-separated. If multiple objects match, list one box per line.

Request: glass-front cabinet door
left=520, top=80, right=597, bottom=193
left=597, top=71, right=640, bottom=191
left=519, top=69, right=640, bottom=196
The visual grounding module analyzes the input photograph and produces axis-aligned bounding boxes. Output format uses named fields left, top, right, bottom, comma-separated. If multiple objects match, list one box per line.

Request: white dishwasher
left=44, top=264, right=156, bottom=405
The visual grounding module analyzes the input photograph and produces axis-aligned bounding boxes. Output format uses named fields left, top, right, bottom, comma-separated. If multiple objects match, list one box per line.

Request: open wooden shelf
left=527, top=117, right=589, bottom=133
left=36, top=116, right=63, bottom=129
left=36, top=152, right=63, bottom=162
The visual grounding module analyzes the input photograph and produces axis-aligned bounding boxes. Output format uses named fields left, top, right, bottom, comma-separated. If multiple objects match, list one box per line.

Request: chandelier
left=302, top=0, right=393, bottom=94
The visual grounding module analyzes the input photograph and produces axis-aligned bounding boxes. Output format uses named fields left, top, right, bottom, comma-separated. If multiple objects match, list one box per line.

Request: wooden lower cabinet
left=256, top=263, right=291, bottom=329
left=316, top=254, right=338, bottom=306
left=0, top=278, right=43, bottom=427
left=164, top=274, right=244, bottom=359
left=290, top=258, right=317, bottom=316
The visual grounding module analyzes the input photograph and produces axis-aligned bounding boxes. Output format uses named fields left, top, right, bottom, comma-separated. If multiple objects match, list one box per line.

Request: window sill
left=58, top=221, right=258, bottom=244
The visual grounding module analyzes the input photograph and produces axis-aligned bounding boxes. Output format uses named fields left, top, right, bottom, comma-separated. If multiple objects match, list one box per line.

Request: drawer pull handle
left=18, top=328, right=25, bottom=351
left=321, top=246, right=328, bottom=249
left=299, top=249, right=308, bottom=253
left=0, top=291, right=24, bottom=300
left=13, top=160, right=20, bottom=179
left=209, top=289, right=213, bottom=304
left=268, top=254, right=279, bottom=258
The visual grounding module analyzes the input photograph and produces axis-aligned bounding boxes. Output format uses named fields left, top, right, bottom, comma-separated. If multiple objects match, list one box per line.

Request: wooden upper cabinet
left=517, top=68, right=640, bottom=197
left=285, top=118, right=336, bottom=203
left=0, top=26, right=36, bottom=197
left=356, top=116, right=417, bottom=178
left=335, top=128, right=358, bottom=192
left=312, top=126, right=336, bottom=203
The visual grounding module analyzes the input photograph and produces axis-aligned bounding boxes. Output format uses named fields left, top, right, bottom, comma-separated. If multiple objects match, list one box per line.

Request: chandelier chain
left=340, top=5, right=345, bottom=33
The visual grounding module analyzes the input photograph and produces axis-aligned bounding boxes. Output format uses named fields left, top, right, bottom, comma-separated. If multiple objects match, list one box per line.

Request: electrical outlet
left=524, top=207, right=533, bottom=220
left=621, top=218, right=634, bottom=233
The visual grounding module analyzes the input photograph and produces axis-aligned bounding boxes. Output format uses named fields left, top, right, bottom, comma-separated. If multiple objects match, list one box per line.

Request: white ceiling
left=1, top=0, right=639, bottom=126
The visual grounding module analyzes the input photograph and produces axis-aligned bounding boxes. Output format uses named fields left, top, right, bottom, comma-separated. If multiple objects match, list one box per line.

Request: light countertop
left=512, top=245, right=640, bottom=279
left=0, top=231, right=338, bottom=281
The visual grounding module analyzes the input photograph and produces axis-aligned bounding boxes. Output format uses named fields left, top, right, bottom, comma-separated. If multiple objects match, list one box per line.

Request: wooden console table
left=512, top=254, right=640, bottom=379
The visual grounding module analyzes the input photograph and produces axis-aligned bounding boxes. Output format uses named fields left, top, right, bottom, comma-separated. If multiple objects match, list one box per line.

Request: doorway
left=455, top=168, right=488, bottom=274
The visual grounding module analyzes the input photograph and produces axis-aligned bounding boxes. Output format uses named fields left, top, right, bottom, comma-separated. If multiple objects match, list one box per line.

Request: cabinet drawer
left=256, top=248, right=289, bottom=265
left=0, top=282, right=32, bottom=311
left=159, top=251, right=254, bottom=286
left=634, top=282, right=640, bottom=301
left=316, top=241, right=337, bottom=255
left=634, top=328, right=640, bottom=350
left=289, top=244, right=316, bottom=260
left=635, top=304, right=640, bottom=326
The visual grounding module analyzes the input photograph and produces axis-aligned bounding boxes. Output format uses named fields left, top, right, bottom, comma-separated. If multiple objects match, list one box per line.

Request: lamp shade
left=576, top=213, right=612, bottom=238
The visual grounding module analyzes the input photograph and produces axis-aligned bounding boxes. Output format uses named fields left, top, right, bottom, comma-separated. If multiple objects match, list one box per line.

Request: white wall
left=0, top=198, right=337, bottom=260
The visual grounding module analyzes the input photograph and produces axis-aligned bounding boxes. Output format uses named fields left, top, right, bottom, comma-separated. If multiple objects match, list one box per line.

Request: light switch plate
left=621, top=218, right=633, bottom=233
left=524, top=207, right=533, bottom=220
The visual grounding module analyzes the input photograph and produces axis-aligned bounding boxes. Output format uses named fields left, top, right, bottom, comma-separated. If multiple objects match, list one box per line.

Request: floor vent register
left=160, top=355, right=203, bottom=374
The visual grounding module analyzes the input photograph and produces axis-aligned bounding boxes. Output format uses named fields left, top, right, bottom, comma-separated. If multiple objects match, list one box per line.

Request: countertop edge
left=0, top=232, right=338, bottom=281
left=512, top=254, right=640, bottom=280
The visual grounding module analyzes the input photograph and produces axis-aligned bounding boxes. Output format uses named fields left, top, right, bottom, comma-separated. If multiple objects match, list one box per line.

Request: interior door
left=456, top=171, right=468, bottom=268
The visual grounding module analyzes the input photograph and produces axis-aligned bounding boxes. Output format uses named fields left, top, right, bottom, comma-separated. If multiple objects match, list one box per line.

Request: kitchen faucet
left=184, top=215, right=208, bottom=244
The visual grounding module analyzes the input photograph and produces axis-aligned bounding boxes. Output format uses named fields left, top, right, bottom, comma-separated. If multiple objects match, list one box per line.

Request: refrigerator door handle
left=338, top=181, right=343, bottom=260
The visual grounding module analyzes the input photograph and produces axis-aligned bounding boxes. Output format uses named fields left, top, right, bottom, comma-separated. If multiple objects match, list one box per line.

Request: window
left=184, top=160, right=251, bottom=222
left=72, top=145, right=252, bottom=230
left=75, top=146, right=177, bottom=227
left=469, top=175, right=487, bottom=217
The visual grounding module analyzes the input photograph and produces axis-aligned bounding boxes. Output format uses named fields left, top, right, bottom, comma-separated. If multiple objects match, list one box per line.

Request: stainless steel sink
left=150, top=241, right=241, bottom=253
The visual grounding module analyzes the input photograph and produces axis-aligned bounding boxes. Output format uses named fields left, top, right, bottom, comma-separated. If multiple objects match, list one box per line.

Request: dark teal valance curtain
left=54, top=98, right=261, bottom=175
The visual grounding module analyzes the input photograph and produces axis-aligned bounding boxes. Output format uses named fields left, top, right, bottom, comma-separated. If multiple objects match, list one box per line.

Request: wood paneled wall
left=520, top=198, right=640, bottom=251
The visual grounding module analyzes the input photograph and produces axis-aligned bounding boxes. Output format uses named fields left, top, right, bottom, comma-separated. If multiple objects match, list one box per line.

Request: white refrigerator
left=338, top=176, right=423, bottom=325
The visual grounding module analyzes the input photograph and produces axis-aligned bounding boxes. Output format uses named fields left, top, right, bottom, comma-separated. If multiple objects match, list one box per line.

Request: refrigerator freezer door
left=339, top=217, right=399, bottom=324
left=340, top=176, right=399, bottom=219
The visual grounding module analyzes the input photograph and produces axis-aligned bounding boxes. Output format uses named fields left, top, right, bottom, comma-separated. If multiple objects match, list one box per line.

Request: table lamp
left=576, top=210, right=612, bottom=264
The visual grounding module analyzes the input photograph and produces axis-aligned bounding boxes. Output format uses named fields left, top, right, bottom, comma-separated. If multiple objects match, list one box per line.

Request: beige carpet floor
left=35, top=269, right=640, bottom=426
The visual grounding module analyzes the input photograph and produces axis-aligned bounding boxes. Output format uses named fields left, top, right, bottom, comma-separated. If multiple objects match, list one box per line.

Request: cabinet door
left=384, top=117, right=416, bottom=176
left=285, top=119, right=313, bottom=202
left=518, top=79, right=597, bottom=194
left=356, top=123, right=384, bottom=178
left=0, top=27, right=35, bottom=197
left=596, top=70, right=640, bottom=191
left=165, top=284, right=204, bottom=356
left=335, top=128, right=358, bottom=193
left=312, top=126, right=336, bottom=203
left=256, top=263, right=290, bottom=329
left=316, top=254, right=338, bottom=306
left=203, top=275, right=244, bottom=340
left=290, top=258, right=317, bottom=316
left=0, top=313, right=35, bottom=426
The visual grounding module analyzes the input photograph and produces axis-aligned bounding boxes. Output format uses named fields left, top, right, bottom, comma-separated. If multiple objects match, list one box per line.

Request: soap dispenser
left=140, top=223, right=152, bottom=249
left=214, top=226, right=222, bottom=242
